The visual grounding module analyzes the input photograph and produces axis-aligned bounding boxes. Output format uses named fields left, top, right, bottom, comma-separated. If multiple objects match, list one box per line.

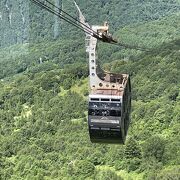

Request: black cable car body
left=88, top=76, right=131, bottom=144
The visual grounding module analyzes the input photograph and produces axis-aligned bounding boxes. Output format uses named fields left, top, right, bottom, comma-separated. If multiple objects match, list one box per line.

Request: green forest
left=0, top=0, right=180, bottom=179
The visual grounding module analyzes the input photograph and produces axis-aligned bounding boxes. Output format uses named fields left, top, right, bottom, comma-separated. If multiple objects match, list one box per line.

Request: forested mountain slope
left=0, top=0, right=180, bottom=179
left=1, top=0, right=180, bottom=47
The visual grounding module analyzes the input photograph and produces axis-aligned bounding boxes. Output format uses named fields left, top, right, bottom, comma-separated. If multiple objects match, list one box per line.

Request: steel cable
left=30, top=0, right=97, bottom=37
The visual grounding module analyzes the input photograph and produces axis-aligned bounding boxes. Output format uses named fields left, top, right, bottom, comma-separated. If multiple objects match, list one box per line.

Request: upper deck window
left=91, top=98, right=99, bottom=101
left=101, top=98, right=110, bottom=101
left=111, top=99, right=121, bottom=102
left=89, top=102, right=121, bottom=109
left=88, top=109, right=121, bottom=117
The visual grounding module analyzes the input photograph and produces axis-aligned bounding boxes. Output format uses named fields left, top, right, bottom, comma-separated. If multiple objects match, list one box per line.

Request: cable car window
left=111, top=103, right=121, bottom=108
left=110, top=110, right=121, bottom=116
left=101, top=103, right=111, bottom=109
left=91, top=98, right=99, bottom=101
left=88, top=109, right=99, bottom=116
left=88, top=109, right=121, bottom=117
left=89, top=102, right=121, bottom=110
left=89, top=102, right=100, bottom=108
left=111, top=99, right=120, bottom=102
left=101, top=98, right=110, bottom=101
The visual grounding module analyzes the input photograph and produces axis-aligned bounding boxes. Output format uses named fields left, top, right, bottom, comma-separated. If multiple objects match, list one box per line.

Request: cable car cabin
left=31, top=0, right=133, bottom=145
left=88, top=74, right=131, bottom=144
left=76, top=17, right=132, bottom=144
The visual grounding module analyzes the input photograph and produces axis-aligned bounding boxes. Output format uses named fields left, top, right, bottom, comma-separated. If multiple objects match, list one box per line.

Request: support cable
left=30, top=0, right=150, bottom=51
left=44, top=0, right=100, bottom=37
left=30, top=0, right=98, bottom=37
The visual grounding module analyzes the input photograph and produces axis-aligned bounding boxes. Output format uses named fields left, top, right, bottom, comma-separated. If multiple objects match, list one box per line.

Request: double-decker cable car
left=88, top=74, right=131, bottom=144
left=30, top=0, right=132, bottom=144
left=84, top=22, right=131, bottom=144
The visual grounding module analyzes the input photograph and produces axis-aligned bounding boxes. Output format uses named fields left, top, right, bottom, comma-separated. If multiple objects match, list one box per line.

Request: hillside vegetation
left=1, top=0, right=180, bottom=47
left=0, top=0, right=180, bottom=179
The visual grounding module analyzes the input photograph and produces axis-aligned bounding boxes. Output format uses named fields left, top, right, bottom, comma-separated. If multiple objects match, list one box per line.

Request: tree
left=72, top=160, right=95, bottom=179
left=142, top=135, right=165, bottom=162
left=156, top=167, right=180, bottom=180
left=124, top=137, right=142, bottom=159
left=94, top=169, right=123, bottom=180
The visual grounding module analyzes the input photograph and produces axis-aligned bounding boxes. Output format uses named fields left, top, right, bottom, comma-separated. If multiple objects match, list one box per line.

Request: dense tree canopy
left=0, top=0, right=180, bottom=179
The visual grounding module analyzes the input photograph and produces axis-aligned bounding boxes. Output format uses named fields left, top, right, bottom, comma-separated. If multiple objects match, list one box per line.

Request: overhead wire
left=30, top=0, right=150, bottom=51
left=113, top=42, right=150, bottom=51
left=30, top=0, right=98, bottom=38
left=44, top=0, right=100, bottom=37
left=30, top=0, right=92, bottom=35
